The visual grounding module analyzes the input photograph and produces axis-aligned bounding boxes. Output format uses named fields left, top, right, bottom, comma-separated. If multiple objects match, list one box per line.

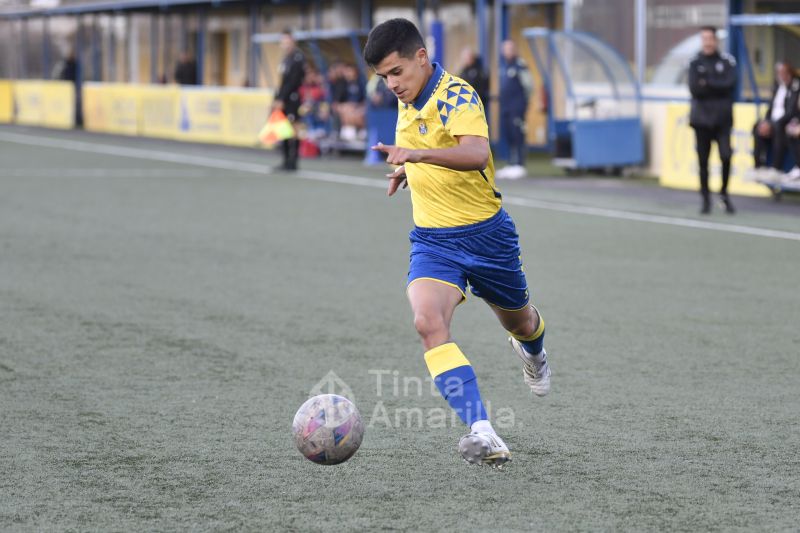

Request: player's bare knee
left=413, top=312, right=448, bottom=342
left=506, top=307, right=540, bottom=338
left=507, top=321, right=533, bottom=338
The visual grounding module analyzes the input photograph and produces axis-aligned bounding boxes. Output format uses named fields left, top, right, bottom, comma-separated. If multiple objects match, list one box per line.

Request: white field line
left=1, top=130, right=799, bottom=242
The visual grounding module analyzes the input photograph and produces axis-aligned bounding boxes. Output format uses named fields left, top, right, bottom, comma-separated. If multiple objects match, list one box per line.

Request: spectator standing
left=57, top=50, right=82, bottom=127
left=497, top=40, right=532, bottom=180
left=273, top=30, right=306, bottom=171
left=458, top=47, right=489, bottom=114
left=174, top=53, right=198, bottom=85
left=688, top=26, right=737, bottom=214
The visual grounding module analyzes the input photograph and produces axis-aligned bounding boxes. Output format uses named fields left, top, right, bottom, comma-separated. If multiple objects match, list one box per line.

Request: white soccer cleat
left=496, top=165, right=526, bottom=180
left=509, top=337, right=551, bottom=397
left=507, top=165, right=527, bottom=179
left=458, top=431, right=511, bottom=467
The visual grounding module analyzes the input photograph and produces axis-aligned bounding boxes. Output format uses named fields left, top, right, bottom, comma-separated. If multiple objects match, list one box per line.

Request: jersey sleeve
left=437, top=82, right=489, bottom=139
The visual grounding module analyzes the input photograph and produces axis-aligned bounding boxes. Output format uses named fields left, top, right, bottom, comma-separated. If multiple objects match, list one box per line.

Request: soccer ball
left=292, top=394, right=364, bottom=465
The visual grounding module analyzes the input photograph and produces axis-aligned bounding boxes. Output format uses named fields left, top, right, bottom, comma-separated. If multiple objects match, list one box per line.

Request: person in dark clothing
left=784, top=99, right=800, bottom=181
left=174, top=53, right=198, bottom=85
left=458, top=48, right=489, bottom=114
left=688, top=26, right=737, bottom=214
left=327, top=62, right=346, bottom=102
left=497, top=40, right=532, bottom=180
left=58, top=52, right=78, bottom=83
left=58, top=51, right=82, bottom=127
left=274, top=30, right=306, bottom=171
left=753, top=62, right=800, bottom=171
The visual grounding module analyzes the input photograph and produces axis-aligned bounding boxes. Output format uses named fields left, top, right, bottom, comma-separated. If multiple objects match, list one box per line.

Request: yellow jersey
left=396, top=63, right=500, bottom=228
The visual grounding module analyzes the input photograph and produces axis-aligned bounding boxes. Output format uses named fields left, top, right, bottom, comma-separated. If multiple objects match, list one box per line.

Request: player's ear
left=416, top=48, right=428, bottom=67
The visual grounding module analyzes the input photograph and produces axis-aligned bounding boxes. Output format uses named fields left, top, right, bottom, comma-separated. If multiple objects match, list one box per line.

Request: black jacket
left=174, top=60, right=198, bottom=85
left=763, top=76, right=800, bottom=126
left=277, top=48, right=306, bottom=118
left=459, top=58, right=489, bottom=110
left=688, top=51, right=737, bottom=129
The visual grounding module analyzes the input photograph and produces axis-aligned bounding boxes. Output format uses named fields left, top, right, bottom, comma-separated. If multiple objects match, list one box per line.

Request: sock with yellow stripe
left=511, top=308, right=545, bottom=357
left=424, top=342, right=488, bottom=427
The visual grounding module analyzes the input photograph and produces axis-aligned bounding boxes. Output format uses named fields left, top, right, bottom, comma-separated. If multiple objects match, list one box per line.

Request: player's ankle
left=470, top=419, right=495, bottom=435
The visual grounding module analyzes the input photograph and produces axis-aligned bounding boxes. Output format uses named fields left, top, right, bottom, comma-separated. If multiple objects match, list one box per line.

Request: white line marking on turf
left=2, top=168, right=215, bottom=178
left=2, top=130, right=799, bottom=242
left=0, top=131, right=272, bottom=174
left=502, top=196, right=800, bottom=242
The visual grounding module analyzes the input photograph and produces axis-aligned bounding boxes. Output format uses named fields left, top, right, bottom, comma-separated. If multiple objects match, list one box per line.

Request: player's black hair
left=700, top=25, right=718, bottom=36
left=363, top=18, right=426, bottom=67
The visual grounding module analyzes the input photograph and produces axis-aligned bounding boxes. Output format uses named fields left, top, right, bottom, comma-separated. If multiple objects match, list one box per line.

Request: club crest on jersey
left=418, top=122, right=428, bottom=135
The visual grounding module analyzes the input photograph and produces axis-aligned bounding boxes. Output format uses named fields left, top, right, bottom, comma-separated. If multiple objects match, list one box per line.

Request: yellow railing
left=83, top=82, right=274, bottom=147
left=0, top=80, right=75, bottom=128
left=0, top=80, right=274, bottom=148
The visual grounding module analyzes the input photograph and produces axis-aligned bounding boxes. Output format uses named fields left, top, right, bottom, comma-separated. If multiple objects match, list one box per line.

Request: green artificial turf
left=1, top=126, right=799, bottom=531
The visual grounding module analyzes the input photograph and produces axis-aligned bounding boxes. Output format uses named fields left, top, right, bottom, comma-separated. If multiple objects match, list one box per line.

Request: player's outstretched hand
left=385, top=165, right=407, bottom=196
left=371, top=142, right=421, bottom=165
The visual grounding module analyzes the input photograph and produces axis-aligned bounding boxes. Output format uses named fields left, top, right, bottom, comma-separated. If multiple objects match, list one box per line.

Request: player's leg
left=407, top=278, right=462, bottom=350
left=407, top=279, right=509, bottom=466
left=490, top=303, right=550, bottom=397
left=716, top=127, right=735, bottom=214
left=462, top=209, right=550, bottom=396
left=752, top=122, right=770, bottom=168
left=694, top=127, right=713, bottom=213
left=771, top=122, right=788, bottom=171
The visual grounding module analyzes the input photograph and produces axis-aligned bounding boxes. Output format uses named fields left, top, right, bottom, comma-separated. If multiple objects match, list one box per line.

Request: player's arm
left=688, top=61, right=710, bottom=98
left=371, top=135, right=489, bottom=171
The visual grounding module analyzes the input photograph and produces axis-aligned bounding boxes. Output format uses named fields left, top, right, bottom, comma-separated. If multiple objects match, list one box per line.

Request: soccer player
left=364, top=19, right=550, bottom=467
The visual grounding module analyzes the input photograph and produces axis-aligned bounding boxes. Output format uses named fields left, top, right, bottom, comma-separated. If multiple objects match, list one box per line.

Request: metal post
left=21, top=17, right=28, bottom=78
left=562, top=0, right=573, bottom=31
left=476, top=0, right=487, bottom=66
left=75, top=15, right=83, bottom=86
left=42, top=17, right=52, bottom=79
left=728, top=0, right=743, bottom=101
left=635, top=0, right=646, bottom=85
left=163, top=12, right=171, bottom=81
left=126, top=13, right=135, bottom=82
left=314, top=0, right=323, bottom=30
left=109, top=15, right=116, bottom=81
left=360, top=0, right=372, bottom=32
left=150, top=13, right=158, bottom=82
left=196, top=10, right=206, bottom=84
left=92, top=15, right=101, bottom=81
left=181, top=12, right=189, bottom=52
left=492, top=0, right=506, bottom=145
left=248, top=0, right=259, bottom=87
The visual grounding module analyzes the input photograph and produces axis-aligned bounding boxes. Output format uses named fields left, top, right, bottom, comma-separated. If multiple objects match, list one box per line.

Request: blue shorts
left=407, top=208, right=530, bottom=310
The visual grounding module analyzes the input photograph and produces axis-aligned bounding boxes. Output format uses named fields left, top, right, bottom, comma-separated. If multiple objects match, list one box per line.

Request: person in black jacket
left=458, top=48, right=489, bottom=115
left=174, top=53, right=198, bottom=85
left=688, top=26, right=737, bottom=214
left=274, top=30, right=306, bottom=171
left=753, top=62, right=799, bottom=171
